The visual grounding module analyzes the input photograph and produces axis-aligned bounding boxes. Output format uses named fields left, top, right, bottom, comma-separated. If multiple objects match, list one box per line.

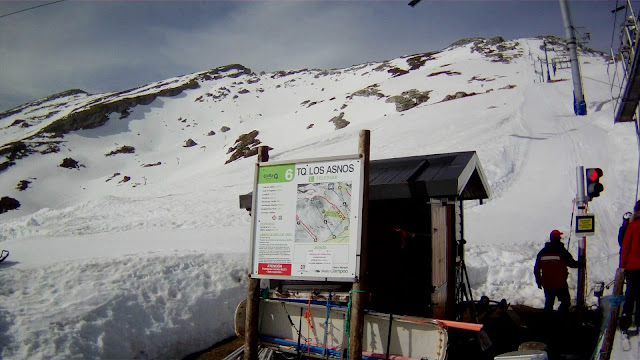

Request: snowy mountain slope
left=0, top=36, right=637, bottom=359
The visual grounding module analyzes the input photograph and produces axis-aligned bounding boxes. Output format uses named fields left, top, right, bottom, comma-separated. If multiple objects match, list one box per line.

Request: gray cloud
left=0, top=1, right=621, bottom=112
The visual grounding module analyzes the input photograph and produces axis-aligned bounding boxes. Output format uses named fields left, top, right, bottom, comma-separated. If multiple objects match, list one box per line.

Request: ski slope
left=0, top=37, right=637, bottom=359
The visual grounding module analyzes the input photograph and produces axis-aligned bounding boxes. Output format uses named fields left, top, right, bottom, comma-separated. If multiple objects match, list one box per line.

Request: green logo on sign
left=309, top=176, right=314, bottom=182
left=258, top=164, right=295, bottom=184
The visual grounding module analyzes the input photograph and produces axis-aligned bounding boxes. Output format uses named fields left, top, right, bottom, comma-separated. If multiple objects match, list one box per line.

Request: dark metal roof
left=239, top=151, right=490, bottom=209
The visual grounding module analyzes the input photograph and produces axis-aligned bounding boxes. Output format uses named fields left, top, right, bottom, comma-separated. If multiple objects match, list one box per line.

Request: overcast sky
left=0, top=0, right=627, bottom=112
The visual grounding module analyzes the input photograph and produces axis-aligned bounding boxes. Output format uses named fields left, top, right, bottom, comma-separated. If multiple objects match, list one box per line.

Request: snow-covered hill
left=0, top=36, right=637, bottom=359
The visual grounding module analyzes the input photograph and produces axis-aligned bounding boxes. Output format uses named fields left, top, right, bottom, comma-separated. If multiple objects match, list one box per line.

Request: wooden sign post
left=244, top=146, right=269, bottom=360
left=349, top=130, right=370, bottom=359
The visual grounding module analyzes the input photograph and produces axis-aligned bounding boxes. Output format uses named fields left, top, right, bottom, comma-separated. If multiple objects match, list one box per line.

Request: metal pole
left=559, top=0, right=587, bottom=115
left=544, top=40, right=551, bottom=82
left=575, top=166, right=586, bottom=322
left=599, top=268, right=626, bottom=360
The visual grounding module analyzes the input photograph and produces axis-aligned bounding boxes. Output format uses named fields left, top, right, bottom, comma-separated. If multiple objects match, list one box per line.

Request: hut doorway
left=367, top=198, right=433, bottom=318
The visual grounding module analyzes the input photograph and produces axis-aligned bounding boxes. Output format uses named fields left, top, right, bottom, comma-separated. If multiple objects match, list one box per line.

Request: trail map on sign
left=295, top=182, right=352, bottom=243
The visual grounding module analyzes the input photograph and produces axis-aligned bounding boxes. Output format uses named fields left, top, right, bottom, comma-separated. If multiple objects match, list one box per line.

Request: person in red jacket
left=534, top=230, right=582, bottom=313
left=620, top=200, right=640, bottom=331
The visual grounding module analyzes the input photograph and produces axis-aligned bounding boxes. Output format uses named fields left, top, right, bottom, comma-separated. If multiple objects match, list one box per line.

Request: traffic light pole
left=575, top=166, right=587, bottom=323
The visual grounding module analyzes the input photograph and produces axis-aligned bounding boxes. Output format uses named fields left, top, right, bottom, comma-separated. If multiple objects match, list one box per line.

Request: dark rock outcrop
left=60, top=157, right=80, bottom=169
left=0, top=196, right=20, bottom=214
left=329, top=112, right=350, bottom=130
left=105, top=145, right=135, bottom=156
left=225, top=130, right=266, bottom=164
left=39, top=80, right=200, bottom=137
left=441, top=91, right=479, bottom=102
left=386, top=89, right=432, bottom=112
left=16, top=180, right=31, bottom=191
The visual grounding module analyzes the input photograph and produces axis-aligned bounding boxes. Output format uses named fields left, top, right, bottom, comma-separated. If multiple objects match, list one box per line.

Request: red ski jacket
left=621, top=212, right=640, bottom=269
left=534, top=241, right=580, bottom=290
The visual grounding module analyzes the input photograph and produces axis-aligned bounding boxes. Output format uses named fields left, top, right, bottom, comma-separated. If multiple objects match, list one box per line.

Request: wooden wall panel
left=431, top=202, right=448, bottom=319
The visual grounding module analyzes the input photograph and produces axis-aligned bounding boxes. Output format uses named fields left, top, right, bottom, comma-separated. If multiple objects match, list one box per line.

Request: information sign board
left=575, top=213, right=595, bottom=236
left=249, top=155, right=364, bottom=281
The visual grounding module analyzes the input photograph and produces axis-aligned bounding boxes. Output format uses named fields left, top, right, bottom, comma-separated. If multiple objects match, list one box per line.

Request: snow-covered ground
left=0, top=37, right=637, bottom=359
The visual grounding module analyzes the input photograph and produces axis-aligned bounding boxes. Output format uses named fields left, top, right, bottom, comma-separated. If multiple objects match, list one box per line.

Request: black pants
left=621, top=269, right=640, bottom=330
left=544, top=285, right=571, bottom=312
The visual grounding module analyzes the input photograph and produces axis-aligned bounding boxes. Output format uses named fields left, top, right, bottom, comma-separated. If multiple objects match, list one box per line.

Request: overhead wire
left=0, top=0, right=65, bottom=20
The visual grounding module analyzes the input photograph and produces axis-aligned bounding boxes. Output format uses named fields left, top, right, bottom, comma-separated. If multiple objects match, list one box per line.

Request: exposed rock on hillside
left=470, top=37, right=521, bottom=63
left=105, top=145, right=135, bottom=156
left=428, top=70, right=461, bottom=77
left=225, top=130, right=265, bottom=164
left=441, top=91, right=479, bottom=102
left=0, top=141, right=32, bottom=173
left=447, top=37, right=521, bottom=63
left=184, top=139, right=198, bottom=148
left=388, top=67, right=410, bottom=77
left=0, top=196, right=20, bottom=214
left=196, top=64, right=251, bottom=81
left=40, top=142, right=61, bottom=155
left=386, top=89, right=432, bottom=112
left=14, top=64, right=251, bottom=143
left=105, top=173, right=121, bottom=182
left=40, top=81, right=200, bottom=137
left=404, top=51, right=440, bottom=70
left=349, top=85, right=385, bottom=99
left=0, top=89, right=88, bottom=121
left=9, top=119, right=31, bottom=128
left=60, top=157, right=81, bottom=169
left=0, top=141, right=30, bottom=161
left=271, top=69, right=306, bottom=79
left=16, top=179, right=31, bottom=191
left=469, top=75, right=496, bottom=83
left=329, top=112, right=350, bottom=130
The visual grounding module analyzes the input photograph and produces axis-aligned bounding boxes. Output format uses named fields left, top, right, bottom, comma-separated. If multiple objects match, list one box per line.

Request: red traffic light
left=587, top=168, right=603, bottom=181
left=585, top=168, right=604, bottom=200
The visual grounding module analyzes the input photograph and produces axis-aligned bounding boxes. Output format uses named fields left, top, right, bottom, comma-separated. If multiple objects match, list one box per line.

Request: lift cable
left=0, top=0, right=66, bottom=20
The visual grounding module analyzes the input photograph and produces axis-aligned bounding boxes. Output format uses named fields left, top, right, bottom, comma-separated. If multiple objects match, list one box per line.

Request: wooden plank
left=431, top=203, right=448, bottom=319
